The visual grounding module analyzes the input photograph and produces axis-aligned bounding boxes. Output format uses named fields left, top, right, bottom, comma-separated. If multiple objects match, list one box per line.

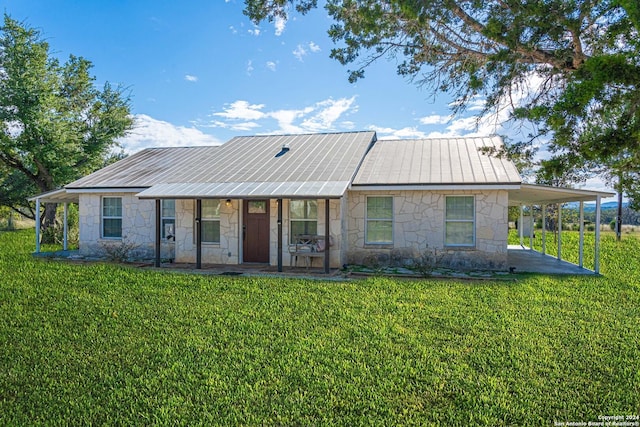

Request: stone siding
left=78, top=193, right=174, bottom=260
left=346, top=190, right=509, bottom=270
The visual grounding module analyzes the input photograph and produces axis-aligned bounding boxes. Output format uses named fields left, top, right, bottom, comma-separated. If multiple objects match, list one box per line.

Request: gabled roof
left=352, top=136, right=521, bottom=186
left=66, top=146, right=222, bottom=189
left=66, top=131, right=377, bottom=198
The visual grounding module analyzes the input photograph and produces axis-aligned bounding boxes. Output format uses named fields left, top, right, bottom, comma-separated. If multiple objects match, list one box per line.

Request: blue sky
left=2, top=0, right=614, bottom=196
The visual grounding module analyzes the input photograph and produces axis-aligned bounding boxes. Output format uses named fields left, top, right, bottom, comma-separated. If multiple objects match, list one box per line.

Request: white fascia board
left=349, top=184, right=520, bottom=192
left=64, top=187, right=150, bottom=194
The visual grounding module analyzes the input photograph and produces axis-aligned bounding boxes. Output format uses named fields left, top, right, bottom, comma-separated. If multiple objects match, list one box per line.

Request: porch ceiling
left=509, top=184, right=614, bottom=206
left=136, top=180, right=352, bottom=199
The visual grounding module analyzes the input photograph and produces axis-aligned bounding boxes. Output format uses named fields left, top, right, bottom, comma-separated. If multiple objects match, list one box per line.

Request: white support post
left=557, top=203, right=562, bottom=261
left=541, top=204, right=547, bottom=255
left=63, top=202, right=69, bottom=251
left=579, top=201, right=584, bottom=268
left=529, top=205, right=534, bottom=251
left=519, top=205, right=524, bottom=247
left=35, top=198, right=41, bottom=253
left=595, top=195, right=602, bottom=274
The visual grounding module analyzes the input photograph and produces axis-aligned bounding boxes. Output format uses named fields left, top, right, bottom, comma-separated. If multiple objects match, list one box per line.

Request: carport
left=508, top=184, right=615, bottom=274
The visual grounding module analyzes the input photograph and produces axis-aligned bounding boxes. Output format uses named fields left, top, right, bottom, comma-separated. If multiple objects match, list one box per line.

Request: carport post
left=595, top=195, right=601, bottom=274
left=529, top=205, right=534, bottom=250
left=63, top=202, right=68, bottom=251
left=155, top=199, right=161, bottom=268
left=196, top=199, right=202, bottom=269
left=324, top=199, right=330, bottom=274
left=579, top=201, right=584, bottom=268
left=277, top=199, right=283, bottom=272
left=541, top=204, right=547, bottom=255
left=519, top=205, right=524, bottom=247
left=35, top=197, right=41, bottom=253
left=557, top=203, right=562, bottom=261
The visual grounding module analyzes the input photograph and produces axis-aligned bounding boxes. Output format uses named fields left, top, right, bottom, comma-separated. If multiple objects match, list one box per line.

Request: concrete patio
left=507, top=245, right=595, bottom=275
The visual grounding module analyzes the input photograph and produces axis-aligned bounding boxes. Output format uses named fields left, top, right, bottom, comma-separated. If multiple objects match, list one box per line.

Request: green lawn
left=1, top=229, right=638, bottom=425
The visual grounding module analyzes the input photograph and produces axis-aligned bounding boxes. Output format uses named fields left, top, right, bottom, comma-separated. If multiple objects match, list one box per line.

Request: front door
left=243, top=200, right=270, bottom=263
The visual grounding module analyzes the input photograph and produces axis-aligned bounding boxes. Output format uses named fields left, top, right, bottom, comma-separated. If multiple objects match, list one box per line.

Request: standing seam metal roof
left=65, top=132, right=377, bottom=196
left=352, top=136, right=521, bottom=185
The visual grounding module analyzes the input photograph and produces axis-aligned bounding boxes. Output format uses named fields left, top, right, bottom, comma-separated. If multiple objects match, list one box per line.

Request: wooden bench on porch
left=288, top=234, right=328, bottom=268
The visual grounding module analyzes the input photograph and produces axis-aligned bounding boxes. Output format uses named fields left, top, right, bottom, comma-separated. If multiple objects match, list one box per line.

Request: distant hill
left=566, top=201, right=628, bottom=211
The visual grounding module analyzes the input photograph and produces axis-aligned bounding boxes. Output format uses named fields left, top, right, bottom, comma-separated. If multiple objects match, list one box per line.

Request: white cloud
left=266, top=61, right=277, bottom=72
left=293, top=42, right=322, bottom=62
left=229, top=25, right=238, bottom=35
left=184, top=74, right=198, bottom=82
left=248, top=27, right=260, bottom=36
left=372, top=126, right=428, bottom=140
left=419, top=114, right=449, bottom=125
left=118, top=114, right=222, bottom=154
left=208, top=97, right=358, bottom=134
left=293, top=44, right=307, bottom=62
left=213, top=100, right=267, bottom=121
left=274, top=16, right=286, bottom=36
left=246, top=60, right=254, bottom=75
left=300, top=97, right=357, bottom=131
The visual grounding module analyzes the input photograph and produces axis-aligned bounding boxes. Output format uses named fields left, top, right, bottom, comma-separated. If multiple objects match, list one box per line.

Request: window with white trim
left=102, top=197, right=122, bottom=238
left=201, top=199, right=220, bottom=243
left=445, top=196, right=475, bottom=246
left=161, top=199, right=175, bottom=239
left=289, top=200, right=317, bottom=243
left=366, top=196, right=393, bottom=244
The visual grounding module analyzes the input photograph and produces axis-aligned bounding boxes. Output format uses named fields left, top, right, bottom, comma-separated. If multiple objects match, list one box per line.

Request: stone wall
left=175, top=199, right=343, bottom=268
left=174, top=199, right=240, bottom=264
left=345, top=190, right=509, bottom=270
left=78, top=193, right=174, bottom=260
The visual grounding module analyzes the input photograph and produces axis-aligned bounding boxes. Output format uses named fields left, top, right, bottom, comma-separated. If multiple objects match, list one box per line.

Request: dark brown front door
left=243, top=200, right=270, bottom=263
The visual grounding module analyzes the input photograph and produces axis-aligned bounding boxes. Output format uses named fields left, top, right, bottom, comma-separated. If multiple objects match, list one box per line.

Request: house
left=31, top=131, right=613, bottom=273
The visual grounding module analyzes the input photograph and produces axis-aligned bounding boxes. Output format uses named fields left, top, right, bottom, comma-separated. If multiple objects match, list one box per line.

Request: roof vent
left=275, top=144, right=290, bottom=158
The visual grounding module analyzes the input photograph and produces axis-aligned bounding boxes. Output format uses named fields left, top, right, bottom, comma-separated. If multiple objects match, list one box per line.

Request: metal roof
left=65, top=146, right=222, bottom=188
left=137, top=181, right=352, bottom=199
left=65, top=132, right=376, bottom=195
left=352, top=136, right=521, bottom=186
left=508, top=184, right=614, bottom=206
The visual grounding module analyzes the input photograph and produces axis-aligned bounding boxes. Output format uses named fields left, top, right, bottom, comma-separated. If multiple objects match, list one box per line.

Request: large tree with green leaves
left=245, top=0, right=640, bottom=204
left=0, top=15, right=133, bottom=235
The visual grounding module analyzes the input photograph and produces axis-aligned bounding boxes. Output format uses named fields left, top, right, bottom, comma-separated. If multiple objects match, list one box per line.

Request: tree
left=0, top=15, right=133, bottom=238
left=244, top=1, right=640, bottom=202
left=245, top=1, right=632, bottom=113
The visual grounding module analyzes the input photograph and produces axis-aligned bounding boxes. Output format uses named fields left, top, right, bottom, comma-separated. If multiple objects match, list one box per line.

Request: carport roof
left=508, top=184, right=614, bottom=206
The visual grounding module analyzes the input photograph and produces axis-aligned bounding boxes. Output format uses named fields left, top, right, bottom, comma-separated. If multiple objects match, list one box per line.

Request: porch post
left=324, top=199, right=330, bottom=274
left=63, top=202, right=69, bottom=251
left=541, top=204, right=547, bottom=255
left=196, top=199, right=202, bottom=269
left=529, top=205, right=534, bottom=251
left=579, top=201, right=585, bottom=268
left=277, top=199, right=283, bottom=272
left=595, top=195, right=602, bottom=274
left=519, top=205, right=524, bottom=247
left=155, top=199, right=161, bottom=268
left=35, top=197, right=41, bottom=253
left=557, top=203, right=563, bottom=261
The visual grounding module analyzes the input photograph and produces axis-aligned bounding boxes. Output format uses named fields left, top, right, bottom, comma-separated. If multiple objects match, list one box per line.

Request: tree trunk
left=40, top=202, right=59, bottom=244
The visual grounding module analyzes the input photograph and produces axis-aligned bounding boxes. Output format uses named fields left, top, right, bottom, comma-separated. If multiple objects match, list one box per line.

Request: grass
left=1, top=229, right=639, bottom=425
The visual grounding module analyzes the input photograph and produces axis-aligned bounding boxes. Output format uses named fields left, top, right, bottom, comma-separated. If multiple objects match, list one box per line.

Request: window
left=162, top=200, right=175, bottom=239
left=366, top=196, right=393, bottom=244
left=102, top=197, right=122, bottom=238
left=445, top=196, right=475, bottom=246
left=201, top=199, right=220, bottom=243
left=290, top=200, right=317, bottom=243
